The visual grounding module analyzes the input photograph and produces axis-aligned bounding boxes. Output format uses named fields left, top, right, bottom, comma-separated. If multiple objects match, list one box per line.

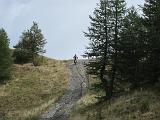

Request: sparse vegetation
left=0, top=58, right=69, bottom=120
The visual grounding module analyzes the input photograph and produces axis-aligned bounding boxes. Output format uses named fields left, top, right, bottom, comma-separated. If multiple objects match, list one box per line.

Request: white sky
left=0, top=0, right=145, bottom=59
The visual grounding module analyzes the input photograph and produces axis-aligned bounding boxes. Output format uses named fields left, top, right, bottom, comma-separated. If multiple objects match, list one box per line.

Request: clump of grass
left=32, top=56, right=46, bottom=66
left=0, top=58, right=69, bottom=120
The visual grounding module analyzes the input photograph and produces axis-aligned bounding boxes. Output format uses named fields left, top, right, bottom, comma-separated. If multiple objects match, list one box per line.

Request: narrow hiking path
left=39, top=60, right=87, bottom=120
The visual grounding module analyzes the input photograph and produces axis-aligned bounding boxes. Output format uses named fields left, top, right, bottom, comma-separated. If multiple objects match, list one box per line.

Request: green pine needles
left=0, top=28, right=12, bottom=81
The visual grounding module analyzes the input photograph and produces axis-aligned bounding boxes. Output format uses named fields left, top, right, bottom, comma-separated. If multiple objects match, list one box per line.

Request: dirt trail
left=39, top=60, right=87, bottom=120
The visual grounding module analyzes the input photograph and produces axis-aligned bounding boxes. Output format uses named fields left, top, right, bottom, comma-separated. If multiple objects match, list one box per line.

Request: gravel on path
left=39, top=61, right=87, bottom=120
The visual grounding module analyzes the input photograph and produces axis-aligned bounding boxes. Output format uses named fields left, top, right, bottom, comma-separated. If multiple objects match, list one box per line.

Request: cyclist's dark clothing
left=73, top=55, right=78, bottom=65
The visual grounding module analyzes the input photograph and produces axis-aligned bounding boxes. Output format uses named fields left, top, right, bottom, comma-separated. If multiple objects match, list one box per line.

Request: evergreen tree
left=84, top=0, right=112, bottom=98
left=0, top=28, right=12, bottom=80
left=143, top=0, right=160, bottom=84
left=85, top=0, right=127, bottom=99
left=119, top=7, right=147, bottom=89
left=28, top=22, right=46, bottom=57
left=107, top=0, right=126, bottom=98
left=13, top=31, right=32, bottom=64
left=13, top=22, right=47, bottom=65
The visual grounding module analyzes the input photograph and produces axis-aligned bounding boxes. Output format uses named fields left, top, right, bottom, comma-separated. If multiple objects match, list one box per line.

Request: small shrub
left=33, top=56, right=45, bottom=66
left=13, top=48, right=31, bottom=64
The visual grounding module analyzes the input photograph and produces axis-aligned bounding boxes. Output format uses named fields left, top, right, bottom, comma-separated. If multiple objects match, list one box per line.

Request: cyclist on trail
left=73, top=54, right=78, bottom=65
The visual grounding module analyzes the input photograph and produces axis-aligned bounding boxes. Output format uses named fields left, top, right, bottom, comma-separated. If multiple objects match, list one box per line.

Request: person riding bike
left=73, top=54, right=78, bottom=65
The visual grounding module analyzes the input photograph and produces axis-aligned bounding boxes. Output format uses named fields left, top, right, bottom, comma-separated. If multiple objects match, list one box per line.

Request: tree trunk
left=100, top=0, right=109, bottom=99
left=108, top=0, right=118, bottom=99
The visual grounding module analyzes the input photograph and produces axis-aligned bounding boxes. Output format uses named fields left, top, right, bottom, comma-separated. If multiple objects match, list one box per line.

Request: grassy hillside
left=70, top=79, right=160, bottom=120
left=0, top=58, right=69, bottom=120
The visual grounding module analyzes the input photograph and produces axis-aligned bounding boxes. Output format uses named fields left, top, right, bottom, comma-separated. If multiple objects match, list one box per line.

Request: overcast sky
left=0, top=0, right=145, bottom=59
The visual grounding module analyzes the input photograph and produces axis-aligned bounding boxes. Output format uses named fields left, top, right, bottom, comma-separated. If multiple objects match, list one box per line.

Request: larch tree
left=107, top=0, right=126, bottom=98
left=85, top=0, right=127, bottom=99
left=84, top=0, right=112, bottom=98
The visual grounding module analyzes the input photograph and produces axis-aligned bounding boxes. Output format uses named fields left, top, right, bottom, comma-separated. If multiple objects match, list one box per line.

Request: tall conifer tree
left=107, top=0, right=126, bottom=98
left=84, top=0, right=112, bottom=97
left=119, top=7, right=146, bottom=89
left=0, top=28, right=12, bottom=80
left=143, top=0, right=160, bottom=83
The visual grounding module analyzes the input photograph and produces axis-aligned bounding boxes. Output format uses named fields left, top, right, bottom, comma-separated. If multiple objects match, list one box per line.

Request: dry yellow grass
left=70, top=76, right=160, bottom=120
left=0, top=58, right=69, bottom=120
